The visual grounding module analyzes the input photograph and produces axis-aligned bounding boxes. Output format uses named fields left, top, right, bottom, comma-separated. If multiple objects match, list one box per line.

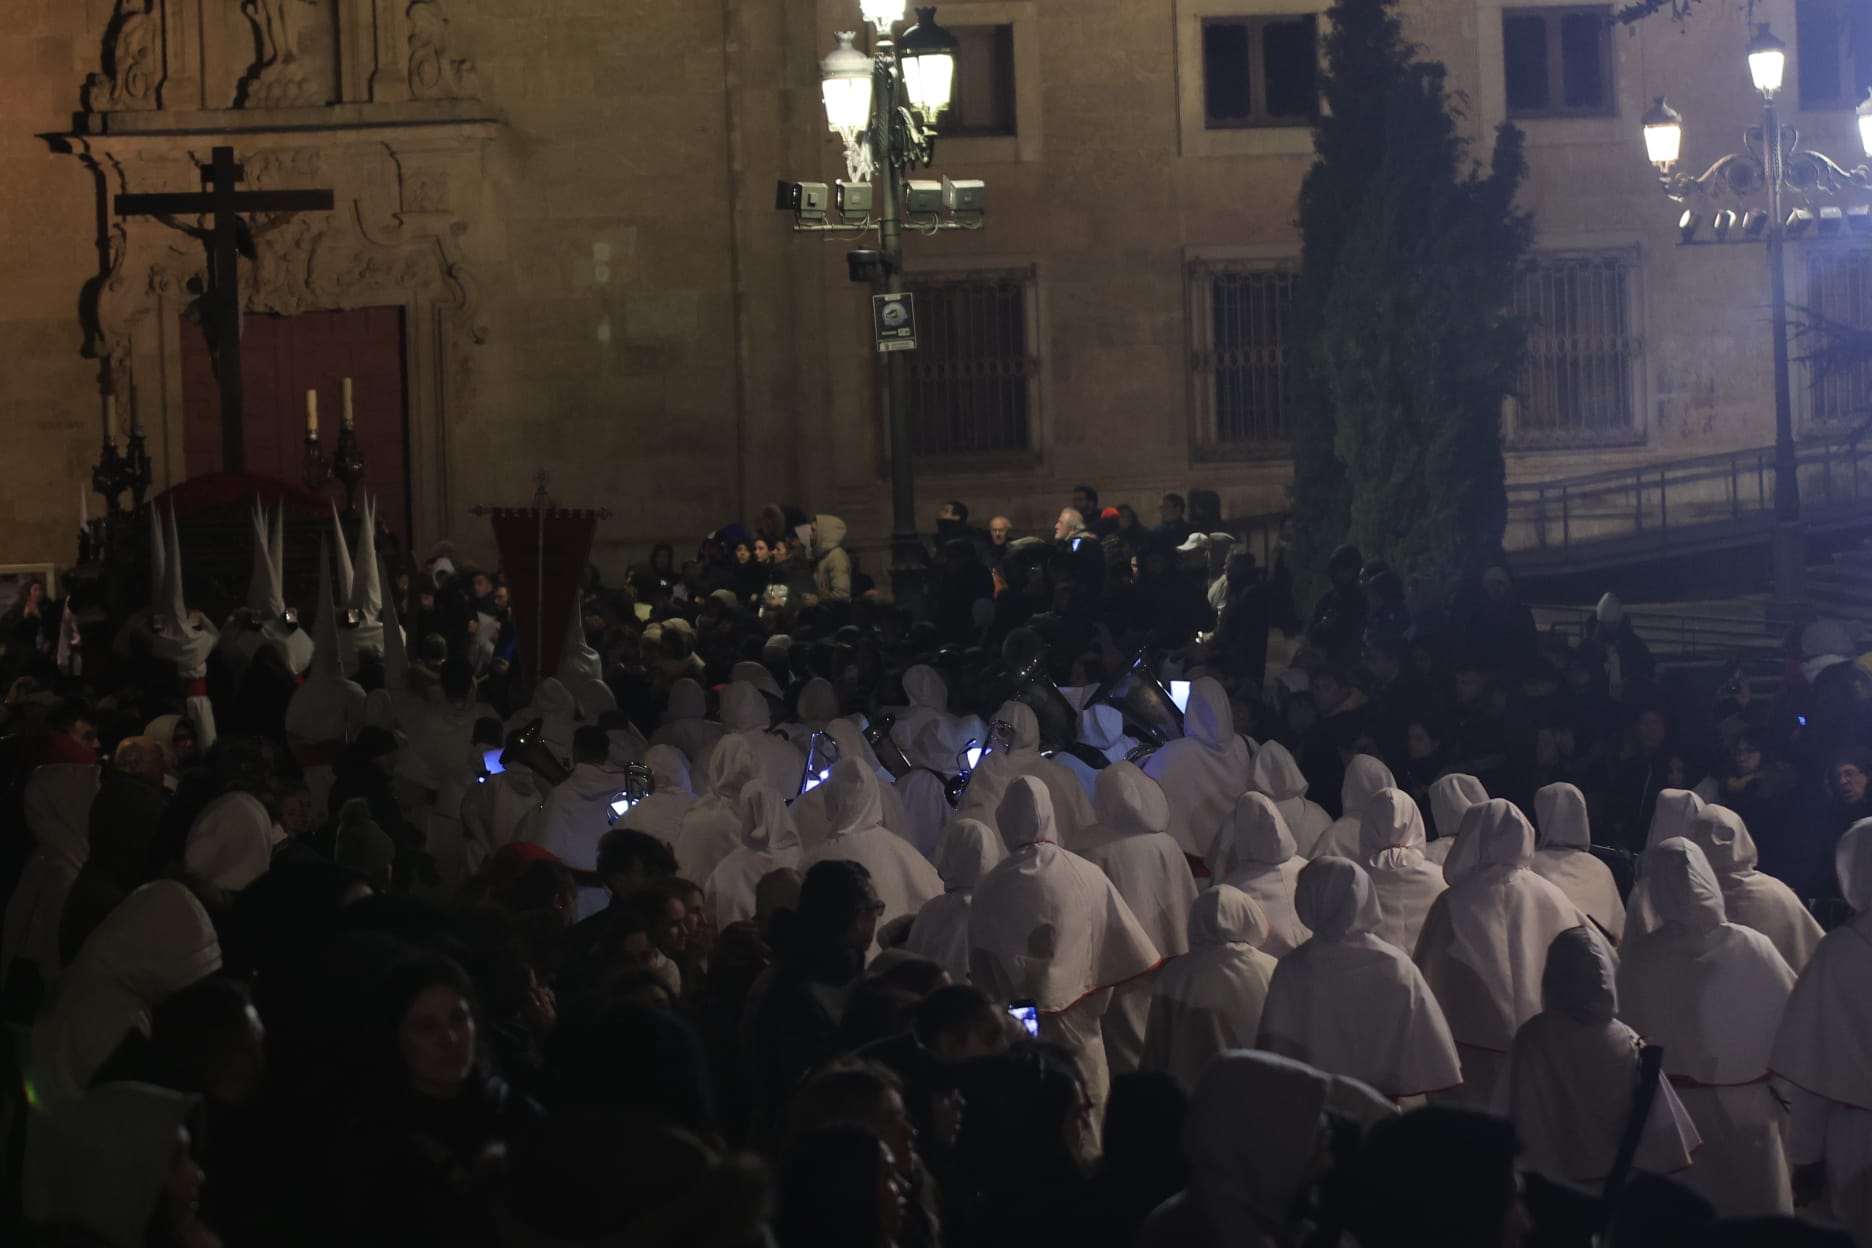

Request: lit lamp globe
left=1640, top=96, right=1683, bottom=169
left=1745, top=23, right=1786, bottom=98
left=1859, top=89, right=1872, bottom=157
left=898, top=7, right=959, bottom=118
left=862, top=0, right=905, bottom=32
left=822, top=32, right=874, bottom=135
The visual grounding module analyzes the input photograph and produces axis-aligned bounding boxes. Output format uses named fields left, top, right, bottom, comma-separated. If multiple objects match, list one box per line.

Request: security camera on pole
left=778, top=3, right=983, bottom=608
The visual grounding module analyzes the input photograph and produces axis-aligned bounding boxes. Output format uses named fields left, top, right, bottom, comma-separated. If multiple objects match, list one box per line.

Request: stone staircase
left=1807, top=539, right=1872, bottom=624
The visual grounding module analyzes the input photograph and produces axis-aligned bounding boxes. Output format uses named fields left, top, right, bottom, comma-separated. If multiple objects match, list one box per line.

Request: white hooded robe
left=904, top=818, right=1006, bottom=981
left=1529, top=782, right=1626, bottom=940
left=1141, top=677, right=1251, bottom=859
left=1141, top=885, right=1277, bottom=1090
left=1211, top=792, right=1311, bottom=956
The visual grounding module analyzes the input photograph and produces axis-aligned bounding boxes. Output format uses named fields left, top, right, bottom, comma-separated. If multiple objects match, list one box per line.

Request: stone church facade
left=2, top=0, right=1866, bottom=575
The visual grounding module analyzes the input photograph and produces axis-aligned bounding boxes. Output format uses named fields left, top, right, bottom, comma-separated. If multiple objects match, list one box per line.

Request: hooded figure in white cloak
left=1056, top=704, right=1138, bottom=800
left=1423, top=773, right=1488, bottom=867
left=800, top=758, right=942, bottom=931
left=458, top=747, right=552, bottom=872
left=1314, top=755, right=1398, bottom=860
left=183, top=791, right=275, bottom=894
left=780, top=676, right=841, bottom=748
left=956, top=701, right=1097, bottom=847
left=615, top=744, right=698, bottom=848
left=720, top=680, right=809, bottom=797
left=789, top=718, right=916, bottom=852
left=1357, top=788, right=1448, bottom=955
left=1529, top=782, right=1626, bottom=940
left=27, top=880, right=221, bottom=1111
left=674, top=735, right=766, bottom=886
left=218, top=498, right=313, bottom=678
left=33, top=1081, right=202, bottom=1248
left=704, top=782, right=803, bottom=929
left=885, top=664, right=960, bottom=760
left=535, top=749, right=633, bottom=917
left=1669, top=806, right=1821, bottom=973
left=504, top=676, right=578, bottom=773
left=650, top=678, right=723, bottom=778
left=1613, top=786, right=1705, bottom=932
left=1079, top=761, right=1199, bottom=1077
left=1500, top=926, right=1700, bottom=1187
left=1619, top=837, right=1796, bottom=1215
left=1246, top=740, right=1332, bottom=857
left=1260, top=856, right=1462, bottom=1101
left=1141, top=886, right=1277, bottom=1090
left=1414, top=798, right=1590, bottom=1107
left=1210, top=792, right=1311, bottom=956
left=1141, top=677, right=1251, bottom=859
left=904, top=817, right=1005, bottom=981
left=284, top=541, right=367, bottom=818
left=1772, top=819, right=1872, bottom=1246
left=396, top=657, right=497, bottom=890
left=145, top=505, right=220, bottom=751
left=896, top=715, right=970, bottom=861
left=970, top=776, right=1160, bottom=1111
left=0, top=764, right=101, bottom=989
left=336, top=496, right=386, bottom=675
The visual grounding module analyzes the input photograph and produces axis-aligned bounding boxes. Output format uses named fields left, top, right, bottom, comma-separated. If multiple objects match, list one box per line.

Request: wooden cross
left=115, top=146, right=334, bottom=474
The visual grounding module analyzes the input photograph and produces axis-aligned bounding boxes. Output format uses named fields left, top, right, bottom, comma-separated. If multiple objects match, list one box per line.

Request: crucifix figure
left=115, top=145, right=333, bottom=474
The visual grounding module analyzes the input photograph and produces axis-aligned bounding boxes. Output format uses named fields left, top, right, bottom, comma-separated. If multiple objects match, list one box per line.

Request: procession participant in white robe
left=674, top=734, right=765, bottom=886
left=1141, top=676, right=1251, bottom=859
left=1530, top=781, right=1626, bottom=939
left=285, top=541, right=366, bottom=820
left=535, top=727, right=633, bottom=917
left=1616, top=787, right=1705, bottom=935
left=1499, top=926, right=1699, bottom=1187
left=903, top=818, right=1004, bottom=982
left=1080, top=761, right=1199, bottom=1076
left=1, top=764, right=100, bottom=989
left=969, top=776, right=1159, bottom=1111
left=1356, top=787, right=1448, bottom=954
left=560, top=589, right=604, bottom=687
left=373, top=549, right=426, bottom=726
left=705, top=782, right=803, bottom=929
left=1423, top=773, right=1488, bottom=867
left=1260, top=856, right=1462, bottom=1101
left=729, top=659, right=784, bottom=703
left=1414, top=798, right=1590, bottom=1107
left=1141, top=885, right=1277, bottom=1090
left=896, top=716, right=967, bottom=861
left=801, top=759, right=942, bottom=931
left=885, top=663, right=960, bottom=759
left=780, top=676, right=841, bottom=749
left=790, top=718, right=917, bottom=852
left=720, top=680, right=806, bottom=798
left=459, top=746, right=552, bottom=871
left=1056, top=704, right=1138, bottom=800
left=1618, top=837, right=1795, bottom=1215
left=1211, top=792, right=1311, bottom=956
left=396, top=659, right=497, bottom=889
left=1677, top=805, right=1823, bottom=973
left=504, top=675, right=578, bottom=772
left=147, top=505, right=220, bottom=751
left=218, top=499, right=312, bottom=678
left=616, top=744, right=698, bottom=848
left=1315, top=754, right=1399, bottom=860
left=183, top=790, right=275, bottom=894
left=1772, top=819, right=1872, bottom=1245
left=1246, top=740, right=1332, bottom=857
left=337, top=495, right=386, bottom=675
left=957, top=701, right=1098, bottom=847
left=27, top=880, right=221, bottom=1111
left=650, top=677, right=723, bottom=778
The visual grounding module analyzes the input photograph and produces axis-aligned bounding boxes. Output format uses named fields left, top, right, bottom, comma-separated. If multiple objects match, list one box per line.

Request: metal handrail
left=1533, top=602, right=1792, bottom=658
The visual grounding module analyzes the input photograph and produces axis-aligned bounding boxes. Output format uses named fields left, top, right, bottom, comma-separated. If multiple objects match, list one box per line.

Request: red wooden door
left=180, top=307, right=410, bottom=550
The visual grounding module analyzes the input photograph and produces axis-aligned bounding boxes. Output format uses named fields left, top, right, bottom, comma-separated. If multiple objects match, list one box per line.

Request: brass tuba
left=1098, top=653, right=1186, bottom=748
left=500, top=718, right=571, bottom=786
left=863, top=713, right=915, bottom=781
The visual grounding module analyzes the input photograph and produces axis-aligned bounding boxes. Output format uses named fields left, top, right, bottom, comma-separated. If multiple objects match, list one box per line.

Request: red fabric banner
left=487, top=508, right=600, bottom=686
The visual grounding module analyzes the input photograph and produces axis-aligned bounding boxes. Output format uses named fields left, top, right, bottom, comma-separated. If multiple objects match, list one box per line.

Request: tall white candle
left=306, top=389, right=319, bottom=436
left=341, top=377, right=354, bottom=430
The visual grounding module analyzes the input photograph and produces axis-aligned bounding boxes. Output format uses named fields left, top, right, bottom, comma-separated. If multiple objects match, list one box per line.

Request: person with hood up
left=1260, top=857, right=1462, bottom=1101
left=1210, top=792, right=1312, bottom=956
left=218, top=497, right=313, bottom=679
left=503, top=675, right=579, bottom=772
left=1770, top=818, right=1872, bottom=1244
left=1529, top=781, right=1626, bottom=940
left=183, top=789, right=276, bottom=895
left=1137, top=1050, right=1395, bottom=1248
left=33, top=1080, right=215, bottom=1248
left=1626, top=802, right=1823, bottom=970
left=1, top=762, right=100, bottom=991
left=1423, top=772, right=1489, bottom=866
left=28, top=880, right=222, bottom=1110
left=955, top=700, right=1097, bottom=845
left=673, top=734, right=765, bottom=886
left=903, top=817, right=1005, bottom=981
left=704, top=782, right=803, bottom=929
left=779, top=675, right=841, bottom=747
left=284, top=541, right=367, bottom=818
left=1413, top=798, right=1590, bottom=1106
left=811, top=514, right=852, bottom=602
left=897, top=714, right=971, bottom=861
left=615, top=744, right=698, bottom=848
left=1141, top=676, right=1252, bottom=860
left=970, top=777, right=1160, bottom=1110
left=720, top=679, right=807, bottom=797
left=459, top=728, right=554, bottom=871
left=649, top=677, right=723, bottom=779
left=1141, top=886, right=1278, bottom=1090
left=1579, top=592, right=1654, bottom=701
left=536, top=727, right=634, bottom=918
left=789, top=718, right=917, bottom=851
left=142, top=504, right=221, bottom=751
left=397, top=659, right=498, bottom=890
left=1356, top=788, right=1448, bottom=954
left=1246, top=740, right=1332, bottom=857
left=1498, top=926, right=1699, bottom=1187
left=1618, top=837, right=1797, bottom=1215
left=800, top=758, right=942, bottom=934
left=1314, top=754, right=1399, bottom=860
left=1055, top=704, right=1139, bottom=800
left=1080, top=761, right=1199, bottom=1077
left=886, top=663, right=960, bottom=757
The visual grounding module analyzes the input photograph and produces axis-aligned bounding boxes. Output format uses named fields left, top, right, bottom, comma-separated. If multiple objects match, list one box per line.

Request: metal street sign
left=873, top=292, right=917, bottom=352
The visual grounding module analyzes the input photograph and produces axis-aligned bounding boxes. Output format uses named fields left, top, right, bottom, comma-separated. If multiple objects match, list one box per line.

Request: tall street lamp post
left=785, top=3, right=981, bottom=604
left=1641, top=27, right=1872, bottom=606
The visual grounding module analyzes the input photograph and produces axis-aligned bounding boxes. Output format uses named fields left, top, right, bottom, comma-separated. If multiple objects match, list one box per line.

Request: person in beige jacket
left=812, top=514, right=852, bottom=602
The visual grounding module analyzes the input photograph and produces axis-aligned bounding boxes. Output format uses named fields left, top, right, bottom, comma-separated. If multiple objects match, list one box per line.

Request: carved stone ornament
left=408, top=0, right=480, bottom=101
left=83, top=0, right=163, bottom=112
left=238, top=0, right=334, bottom=109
